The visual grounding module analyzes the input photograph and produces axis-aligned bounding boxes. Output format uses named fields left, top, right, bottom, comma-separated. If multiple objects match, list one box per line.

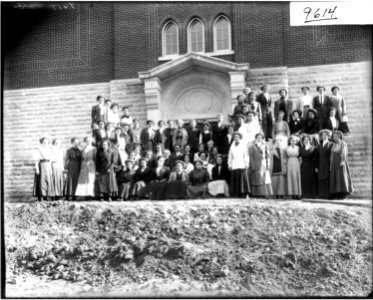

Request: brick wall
left=4, top=2, right=371, bottom=89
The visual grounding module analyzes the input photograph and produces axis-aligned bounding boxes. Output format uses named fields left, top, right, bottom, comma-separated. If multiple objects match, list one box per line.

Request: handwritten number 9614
left=303, top=6, right=337, bottom=23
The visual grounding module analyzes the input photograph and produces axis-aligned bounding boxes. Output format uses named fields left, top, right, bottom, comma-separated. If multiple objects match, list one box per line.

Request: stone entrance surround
left=139, top=53, right=249, bottom=122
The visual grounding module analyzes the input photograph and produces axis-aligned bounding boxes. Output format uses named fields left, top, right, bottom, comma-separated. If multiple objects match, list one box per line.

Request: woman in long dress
left=299, top=135, right=318, bottom=198
left=272, top=110, right=290, bottom=149
left=257, top=84, right=273, bottom=141
left=64, top=137, right=82, bottom=201
left=187, top=160, right=210, bottom=199
left=165, top=160, right=189, bottom=199
left=50, top=138, right=64, bottom=200
left=75, top=136, right=97, bottom=200
left=33, top=137, right=54, bottom=201
left=147, top=156, right=170, bottom=200
left=208, top=154, right=230, bottom=197
left=96, top=140, right=118, bottom=201
left=248, top=133, right=273, bottom=198
left=117, top=159, right=136, bottom=201
left=270, top=138, right=287, bottom=199
left=228, top=132, right=250, bottom=198
left=329, top=130, right=353, bottom=199
left=317, top=129, right=333, bottom=199
left=285, top=135, right=302, bottom=199
left=131, top=158, right=151, bottom=199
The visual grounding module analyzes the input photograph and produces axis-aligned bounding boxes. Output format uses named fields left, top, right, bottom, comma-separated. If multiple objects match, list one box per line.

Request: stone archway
left=139, top=53, right=249, bottom=123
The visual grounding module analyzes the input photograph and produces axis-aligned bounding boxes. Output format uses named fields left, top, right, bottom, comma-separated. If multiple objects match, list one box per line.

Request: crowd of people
left=33, top=85, right=354, bottom=202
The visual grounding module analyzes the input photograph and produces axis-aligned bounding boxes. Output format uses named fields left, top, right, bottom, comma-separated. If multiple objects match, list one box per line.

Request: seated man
left=187, top=160, right=210, bottom=199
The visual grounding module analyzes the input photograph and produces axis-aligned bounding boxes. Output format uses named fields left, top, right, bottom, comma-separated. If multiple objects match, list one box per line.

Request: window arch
left=187, top=18, right=205, bottom=53
left=162, top=21, right=179, bottom=56
left=213, top=15, right=232, bottom=52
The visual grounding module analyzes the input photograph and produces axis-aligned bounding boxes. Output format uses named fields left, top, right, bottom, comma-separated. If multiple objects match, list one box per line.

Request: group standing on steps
left=33, top=84, right=353, bottom=201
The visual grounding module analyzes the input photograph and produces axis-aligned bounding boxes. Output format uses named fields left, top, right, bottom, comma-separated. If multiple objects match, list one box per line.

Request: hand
left=35, top=170, right=40, bottom=175
left=107, top=169, right=111, bottom=173
left=315, top=168, right=318, bottom=173
left=340, top=161, right=345, bottom=167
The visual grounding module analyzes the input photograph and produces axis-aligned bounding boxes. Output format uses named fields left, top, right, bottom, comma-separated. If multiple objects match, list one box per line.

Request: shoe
left=246, top=194, right=250, bottom=200
left=100, top=198, right=104, bottom=202
left=108, top=197, right=112, bottom=202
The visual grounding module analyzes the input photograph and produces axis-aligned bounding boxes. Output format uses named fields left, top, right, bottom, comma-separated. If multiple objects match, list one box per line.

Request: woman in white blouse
left=298, top=86, right=313, bottom=120
left=228, top=132, right=250, bottom=198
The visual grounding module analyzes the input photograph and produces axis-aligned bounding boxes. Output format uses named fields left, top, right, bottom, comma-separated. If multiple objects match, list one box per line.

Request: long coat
left=257, top=93, right=274, bottom=139
left=248, top=143, right=270, bottom=185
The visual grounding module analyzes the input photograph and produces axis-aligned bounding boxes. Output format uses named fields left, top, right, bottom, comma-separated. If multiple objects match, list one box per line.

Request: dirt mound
left=4, top=199, right=373, bottom=297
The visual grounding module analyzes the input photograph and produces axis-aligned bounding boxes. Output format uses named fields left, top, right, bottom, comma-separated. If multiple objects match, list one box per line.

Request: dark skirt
left=33, top=161, right=55, bottom=197
left=229, top=169, right=250, bottom=196
left=51, top=163, right=64, bottom=197
left=271, top=174, right=287, bottom=196
left=330, top=154, right=353, bottom=195
left=148, top=181, right=169, bottom=200
left=131, top=181, right=148, bottom=198
left=118, top=183, right=132, bottom=199
left=96, top=171, right=118, bottom=195
left=318, top=179, right=329, bottom=199
left=187, top=184, right=208, bottom=199
left=165, top=181, right=188, bottom=199
left=301, top=162, right=318, bottom=198
left=64, top=164, right=80, bottom=196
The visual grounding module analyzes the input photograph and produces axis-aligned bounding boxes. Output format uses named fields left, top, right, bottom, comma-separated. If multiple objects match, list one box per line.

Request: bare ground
left=4, top=198, right=373, bottom=297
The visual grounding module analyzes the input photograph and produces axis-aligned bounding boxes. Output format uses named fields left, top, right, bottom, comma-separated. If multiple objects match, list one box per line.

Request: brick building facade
left=3, top=2, right=372, bottom=200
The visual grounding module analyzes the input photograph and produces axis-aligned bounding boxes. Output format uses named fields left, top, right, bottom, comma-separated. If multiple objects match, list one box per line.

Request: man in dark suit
left=313, top=86, right=332, bottom=129
left=140, top=120, right=156, bottom=152
left=212, top=113, right=228, bottom=153
left=221, top=125, right=235, bottom=156
left=91, top=95, right=105, bottom=126
left=274, top=89, right=293, bottom=123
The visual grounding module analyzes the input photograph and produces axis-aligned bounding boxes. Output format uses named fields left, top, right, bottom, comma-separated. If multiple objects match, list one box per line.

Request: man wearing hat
left=313, top=86, right=332, bottom=129
left=298, top=87, right=313, bottom=120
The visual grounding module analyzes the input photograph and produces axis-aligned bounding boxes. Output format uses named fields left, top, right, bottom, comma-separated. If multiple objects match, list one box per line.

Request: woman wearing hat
left=208, top=154, right=230, bottom=197
left=285, top=135, right=302, bottom=199
left=95, top=139, right=118, bottom=201
left=330, top=86, right=350, bottom=134
left=75, top=136, right=97, bottom=200
left=147, top=156, right=170, bottom=200
left=313, top=86, right=332, bottom=129
left=131, top=157, right=151, bottom=200
left=302, top=108, right=320, bottom=146
left=298, top=87, right=313, bottom=120
left=289, top=109, right=304, bottom=135
left=248, top=133, right=273, bottom=197
left=257, top=85, right=273, bottom=141
left=329, top=130, right=353, bottom=199
left=33, top=137, right=54, bottom=201
left=187, top=159, right=210, bottom=199
left=228, top=132, right=250, bottom=198
left=116, top=159, right=136, bottom=201
left=165, top=160, right=189, bottom=199
left=317, top=129, right=333, bottom=198
left=299, top=134, right=318, bottom=198
left=270, top=137, right=287, bottom=199
left=272, top=110, right=290, bottom=149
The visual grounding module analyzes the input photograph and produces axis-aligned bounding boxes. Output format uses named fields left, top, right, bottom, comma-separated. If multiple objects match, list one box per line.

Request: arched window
left=162, top=21, right=179, bottom=56
left=188, top=18, right=205, bottom=53
left=213, top=16, right=231, bottom=52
